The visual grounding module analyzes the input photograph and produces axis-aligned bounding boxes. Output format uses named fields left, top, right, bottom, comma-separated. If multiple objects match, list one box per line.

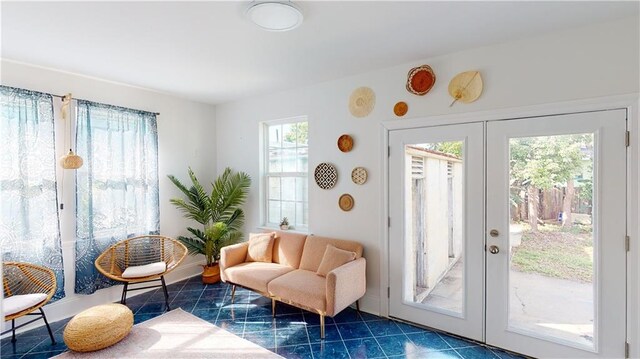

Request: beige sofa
left=219, top=231, right=366, bottom=338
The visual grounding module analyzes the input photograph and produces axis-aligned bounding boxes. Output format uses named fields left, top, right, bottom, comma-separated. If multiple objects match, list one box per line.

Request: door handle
left=489, top=245, right=500, bottom=254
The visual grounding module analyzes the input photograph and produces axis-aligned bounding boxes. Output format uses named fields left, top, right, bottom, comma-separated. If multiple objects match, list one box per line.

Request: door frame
left=379, top=93, right=639, bottom=356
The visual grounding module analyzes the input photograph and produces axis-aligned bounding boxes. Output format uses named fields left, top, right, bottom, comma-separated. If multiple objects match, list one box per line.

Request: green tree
left=510, top=134, right=589, bottom=231
left=284, top=122, right=308, bottom=145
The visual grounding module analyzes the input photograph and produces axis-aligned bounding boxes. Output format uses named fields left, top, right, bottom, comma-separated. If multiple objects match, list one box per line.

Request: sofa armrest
left=219, top=242, right=249, bottom=282
left=326, top=257, right=366, bottom=316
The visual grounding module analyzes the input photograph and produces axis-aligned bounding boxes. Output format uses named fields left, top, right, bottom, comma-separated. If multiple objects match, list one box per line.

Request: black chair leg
left=11, top=319, right=16, bottom=343
left=40, top=308, right=56, bottom=345
left=121, top=282, right=129, bottom=305
left=161, top=276, right=170, bottom=311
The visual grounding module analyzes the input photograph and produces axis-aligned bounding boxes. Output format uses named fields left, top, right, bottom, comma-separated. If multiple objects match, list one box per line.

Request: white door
left=387, top=109, right=627, bottom=358
left=388, top=122, right=485, bottom=341
left=485, top=110, right=627, bottom=358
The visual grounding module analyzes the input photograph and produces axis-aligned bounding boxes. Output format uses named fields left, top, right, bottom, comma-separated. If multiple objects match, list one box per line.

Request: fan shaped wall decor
left=314, top=163, right=338, bottom=189
left=448, top=70, right=483, bottom=107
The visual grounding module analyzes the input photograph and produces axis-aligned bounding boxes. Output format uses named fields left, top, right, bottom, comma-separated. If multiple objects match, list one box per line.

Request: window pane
left=268, top=200, right=281, bottom=224
left=297, top=147, right=308, bottom=172
left=296, top=122, right=308, bottom=146
left=282, top=149, right=297, bottom=172
left=282, top=201, right=296, bottom=224
left=269, top=125, right=281, bottom=148
left=296, top=202, right=306, bottom=227
left=268, top=177, right=281, bottom=200
left=282, top=124, right=296, bottom=148
left=295, top=177, right=307, bottom=202
left=282, top=177, right=295, bottom=201
left=269, top=148, right=282, bottom=172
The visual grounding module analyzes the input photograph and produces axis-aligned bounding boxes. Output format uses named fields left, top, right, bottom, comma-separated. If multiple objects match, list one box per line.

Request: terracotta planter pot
left=202, top=264, right=221, bottom=284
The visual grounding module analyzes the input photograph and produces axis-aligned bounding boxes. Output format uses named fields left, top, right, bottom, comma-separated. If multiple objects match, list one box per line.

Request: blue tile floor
left=1, top=276, right=526, bottom=359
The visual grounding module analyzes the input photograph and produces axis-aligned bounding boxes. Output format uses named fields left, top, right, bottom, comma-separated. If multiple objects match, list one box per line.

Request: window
left=263, top=118, right=308, bottom=230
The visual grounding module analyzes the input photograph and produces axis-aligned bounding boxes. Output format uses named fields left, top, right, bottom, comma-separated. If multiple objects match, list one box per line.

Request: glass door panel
left=389, top=122, right=484, bottom=341
left=405, top=141, right=465, bottom=315
left=508, top=133, right=595, bottom=348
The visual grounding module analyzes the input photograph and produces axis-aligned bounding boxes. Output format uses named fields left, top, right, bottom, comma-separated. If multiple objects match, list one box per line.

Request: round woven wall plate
left=393, top=102, right=408, bottom=117
left=337, top=134, right=354, bottom=152
left=314, top=163, right=338, bottom=189
left=351, top=167, right=368, bottom=185
left=406, top=65, right=436, bottom=96
left=339, top=194, right=354, bottom=211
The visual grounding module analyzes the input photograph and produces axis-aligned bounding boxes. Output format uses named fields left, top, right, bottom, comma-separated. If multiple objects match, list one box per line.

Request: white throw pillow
left=3, top=293, right=48, bottom=316
left=121, top=261, right=167, bottom=278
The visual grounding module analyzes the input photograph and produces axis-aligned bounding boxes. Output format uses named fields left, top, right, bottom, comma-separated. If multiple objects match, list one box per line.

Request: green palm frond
left=177, top=234, right=205, bottom=255
left=168, top=167, right=251, bottom=265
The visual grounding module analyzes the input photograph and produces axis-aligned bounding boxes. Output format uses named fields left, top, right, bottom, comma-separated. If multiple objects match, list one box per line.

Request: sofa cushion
left=224, top=262, right=293, bottom=293
left=316, top=245, right=356, bottom=277
left=271, top=230, right=307, bottom=269
left=268, top=269, right=326, bottom=312
left=299, top=236, right=363, bottom=272
left=245, top=232, right=276, bottom=263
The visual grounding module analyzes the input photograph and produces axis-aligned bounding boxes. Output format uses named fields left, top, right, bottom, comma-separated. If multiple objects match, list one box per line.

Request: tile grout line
left=362, top=317, right=392, bottom=359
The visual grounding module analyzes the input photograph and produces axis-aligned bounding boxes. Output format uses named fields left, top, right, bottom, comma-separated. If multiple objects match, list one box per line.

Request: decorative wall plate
left=351, top=167, right=368, bottom=185
left=406, top=65, right=436, bottom=96
left=337, top=134, right=354, bottom=152
left=314, top=163, right=338, bottom=189
left=393, top=102, right=408, bottom=117
left=339, top=194, right=354, bottom=211
left=349, top=87, right=376, bottom=118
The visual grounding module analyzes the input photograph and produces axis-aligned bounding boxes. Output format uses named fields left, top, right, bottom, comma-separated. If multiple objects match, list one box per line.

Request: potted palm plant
left=168, top=167, right=251, bottom=284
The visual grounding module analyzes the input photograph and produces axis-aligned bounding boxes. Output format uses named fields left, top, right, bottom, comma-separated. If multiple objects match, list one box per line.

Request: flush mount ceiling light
left=246, top=1, right=303, bottom=32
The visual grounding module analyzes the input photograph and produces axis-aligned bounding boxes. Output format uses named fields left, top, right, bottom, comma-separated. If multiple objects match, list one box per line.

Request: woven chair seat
left=63, top=304, right=133, bottom=352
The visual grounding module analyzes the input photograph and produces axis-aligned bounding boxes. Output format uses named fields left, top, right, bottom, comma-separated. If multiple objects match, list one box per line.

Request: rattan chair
left=2, top=262, right=57, bottom=344
left=95, top=235, right=187, bottom=310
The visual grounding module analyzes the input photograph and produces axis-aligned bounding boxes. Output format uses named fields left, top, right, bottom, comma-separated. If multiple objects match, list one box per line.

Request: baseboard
left=1, top=261, right=202, bottom=338
left=351, top=293, right=381, bottom=317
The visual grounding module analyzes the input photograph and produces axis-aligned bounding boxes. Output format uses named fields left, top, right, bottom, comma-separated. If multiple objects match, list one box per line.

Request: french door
left=388, top=109, right=627, bottom=358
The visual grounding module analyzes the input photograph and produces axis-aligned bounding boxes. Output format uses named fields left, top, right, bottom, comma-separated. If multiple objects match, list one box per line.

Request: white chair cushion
left=121, top=261, right=167, bottom=278
left=3, top=293, right=48, bottom=316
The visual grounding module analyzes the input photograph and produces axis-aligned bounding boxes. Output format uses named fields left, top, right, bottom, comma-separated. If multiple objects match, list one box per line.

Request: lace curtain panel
left=0, top=86, right=65, bottom=301
left=75, top=100, right=160, bottom=294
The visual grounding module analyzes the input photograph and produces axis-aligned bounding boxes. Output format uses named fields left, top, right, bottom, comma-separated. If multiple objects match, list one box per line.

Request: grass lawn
left=511, top=222, right=593, bottom=283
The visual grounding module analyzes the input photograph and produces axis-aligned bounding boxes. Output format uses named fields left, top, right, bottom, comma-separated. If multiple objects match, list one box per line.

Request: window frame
left=261, top=116, right=309, bottom=231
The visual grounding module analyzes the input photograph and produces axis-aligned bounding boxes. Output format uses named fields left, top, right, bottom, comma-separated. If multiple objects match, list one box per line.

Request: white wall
left=1, top=60, right=217, bottom=324
left=215, top=17, right=639, bottom=315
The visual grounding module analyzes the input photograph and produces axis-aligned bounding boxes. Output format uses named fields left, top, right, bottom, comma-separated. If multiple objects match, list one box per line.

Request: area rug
left=53, top=308, right=282, bottom=358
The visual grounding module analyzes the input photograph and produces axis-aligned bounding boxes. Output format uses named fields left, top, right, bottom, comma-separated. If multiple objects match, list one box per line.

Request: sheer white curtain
left=0, top=86, right=65, bottom=300
left=74, top=100, right=159, bottom=294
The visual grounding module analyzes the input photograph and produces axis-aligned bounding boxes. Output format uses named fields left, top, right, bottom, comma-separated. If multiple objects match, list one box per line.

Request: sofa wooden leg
left=320, top=314, right=325, bottom=339
left=272, top=298, right=276, bottom=317
left=231, top=285, right=236, bottom=303
left=356, top=300, right=360, bottom=312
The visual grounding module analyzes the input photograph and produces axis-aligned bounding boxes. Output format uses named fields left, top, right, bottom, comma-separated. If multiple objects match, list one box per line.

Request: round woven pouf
left=63, top=303, right=133, bottom=352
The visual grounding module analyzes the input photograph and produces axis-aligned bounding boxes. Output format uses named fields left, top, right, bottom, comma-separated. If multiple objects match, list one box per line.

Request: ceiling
left=2, top=1, right=637, bottom=105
